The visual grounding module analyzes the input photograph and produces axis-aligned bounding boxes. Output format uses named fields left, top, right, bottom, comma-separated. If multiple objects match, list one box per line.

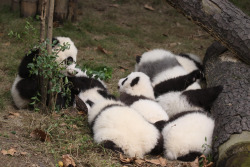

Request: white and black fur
left=135, top=49, right=222, bottom=117
left=118, top=72, right=169, bottom=124
left=157, top=86, right=223, bottom=118
left=11, top=37, right=78, bottom=109
left=159, top=111, right=215, bottom=162
left=78, top=87, right=163, bottom=158
left=67, top=65, right=107, bottom=94
left=135, top=49, right=203, bottom=97
left=176, top=53, right=203, bottom=74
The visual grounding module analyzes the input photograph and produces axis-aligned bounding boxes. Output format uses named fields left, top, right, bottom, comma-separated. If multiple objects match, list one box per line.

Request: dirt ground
left=0, top=0, right=217, bottom=166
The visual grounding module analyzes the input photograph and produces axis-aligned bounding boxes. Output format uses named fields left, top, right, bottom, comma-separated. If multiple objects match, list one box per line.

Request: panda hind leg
left=182, top=85, right=223, bottom=111
left=177, top=151, right=202, bottom=162
left=101, top=140, right=124, bottom=154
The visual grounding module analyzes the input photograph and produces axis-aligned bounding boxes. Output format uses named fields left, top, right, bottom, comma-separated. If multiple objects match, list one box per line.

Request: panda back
left=162, top=111, right=214, bottom=160
left=156, top=91, right=202, bottom=118
left=93, top=105, right=160, bottom=158
left=130, top=99, right=169, bottom=123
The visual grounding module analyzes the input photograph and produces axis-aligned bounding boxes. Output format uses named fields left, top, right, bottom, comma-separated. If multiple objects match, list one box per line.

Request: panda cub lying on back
left=11, top=37, right=78, bottom=109
left=78, top=87, right=163, bottom=158
left=118, top=72, right=169, bottom=124
left=135, top=49, right=203, bottom=97
left=135, top=49, right=223, bottom=117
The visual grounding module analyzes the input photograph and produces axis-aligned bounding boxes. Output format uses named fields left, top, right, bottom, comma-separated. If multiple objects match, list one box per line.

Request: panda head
left=118, top=72, right=155, bottom=99
left=52, top=37, right=78, bottom=66
left=52, top=37, right=78, bottom=76
left=78, top=87, right=116, bottom=110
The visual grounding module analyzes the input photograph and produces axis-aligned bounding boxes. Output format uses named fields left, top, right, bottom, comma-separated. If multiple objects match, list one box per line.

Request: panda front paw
left=192, top=70, right=204, bottom=81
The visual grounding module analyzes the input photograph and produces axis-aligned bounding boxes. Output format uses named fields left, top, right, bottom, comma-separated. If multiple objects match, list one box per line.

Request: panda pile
left=11, top=37, right=78, bottom=109
left=135, top=49, right=223, bottom=161
left=135, top=49, right=222, bottom=117
left=78, top=87, right=163, bottom=158
left=135, top=49, right=204, bottom=97
left=118, top=72, right=169, bottom=124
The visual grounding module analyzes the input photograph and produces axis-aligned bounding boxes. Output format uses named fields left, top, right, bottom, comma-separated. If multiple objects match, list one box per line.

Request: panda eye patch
left=66, top=57, right=74, bottom=65
left=86, top=100, right=94, bottom=107
left=136, top=56, right=141, bottom=63
left=121, top=78, right=128, bottom=85
left=130, top=77, right=140, bottom=87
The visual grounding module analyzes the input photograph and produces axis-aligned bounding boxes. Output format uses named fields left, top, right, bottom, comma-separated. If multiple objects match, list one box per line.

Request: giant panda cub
left=160, top=110, right=215, bottom=162
left=135, top=49, right=223, bottom=117
left=11, top=37, right=78, bottom=109
left=78, top=87, right=163, bottom=158
left=135, top=49, right=203, bottom=97
left=66, top=65, right=107, bottom=93
left=118, top=72, right=169, bottom=124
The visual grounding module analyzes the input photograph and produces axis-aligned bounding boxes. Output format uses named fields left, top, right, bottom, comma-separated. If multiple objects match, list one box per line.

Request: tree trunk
left=11, top=0, right=20, bottom=12
left=39, top=0, right=47, bottom=43
left=37, top=0, right=49, bottom=16
left=46, top=0, right=54, bottom=55
left=204, top=41, right=250, bottom=167
left=54, top=0, right=68, bottom=22
left=39, top=0, right=48, bottom=113
left=165, top=0, right=250, bottom=65
left=20, top=0, right=38, bottom=17
left=46, top=0, right=55, bottom=111
left=0, top=0, right=11, bottom=6
left=68, top=0, right=78, bottom=22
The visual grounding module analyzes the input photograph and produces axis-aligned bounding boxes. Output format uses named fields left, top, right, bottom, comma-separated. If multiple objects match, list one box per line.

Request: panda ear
left=130, top=77, right=140, bottom=87
left=52, top=37, right=59, bottom=47
left=75, top=95, right=88, bottom=114
left=86, top=100, right=94, bottom=107
left=136, top=56, right=141, bottom=63
left=97, top=90, right=116, bottom=100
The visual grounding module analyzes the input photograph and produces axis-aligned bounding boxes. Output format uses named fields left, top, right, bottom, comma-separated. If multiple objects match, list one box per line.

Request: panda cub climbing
left=78, top=87, right=163, bottom=158
left=160, top=111, right=215, bottom=162
left=118, top=72, right=169, bottom=124
left=11, top=37, right=78, bottom=109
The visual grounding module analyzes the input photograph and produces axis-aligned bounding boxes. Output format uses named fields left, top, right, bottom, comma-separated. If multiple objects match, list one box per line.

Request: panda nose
left=117, top=86, right=120, bottom=89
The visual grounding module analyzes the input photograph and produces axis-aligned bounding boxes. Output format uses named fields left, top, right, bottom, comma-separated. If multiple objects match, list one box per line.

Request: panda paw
left=192, top=70, right=204, bottom=81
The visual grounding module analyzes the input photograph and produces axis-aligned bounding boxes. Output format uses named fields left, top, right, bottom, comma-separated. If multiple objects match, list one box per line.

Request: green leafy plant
left=27, top=39, right=72, bottom=110
left=82, top=65, right=113, bottom=81
left=199, top=137, right=213, bottom=167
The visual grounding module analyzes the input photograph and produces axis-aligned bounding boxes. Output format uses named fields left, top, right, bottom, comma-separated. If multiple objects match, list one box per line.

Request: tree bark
left=47, top=0, right=55, bottom=111
left=39, top=0, right=47, bottom=43
left=11, top=0, right=20, bottom=12
left=54, top=0, right=68, bottom=22
left=39, top=0, right=48, bottom=113
left=204, top=41, right=250, bottom=167
left=165, top=0, right=250, bottom=65
left=20, top=0, right=38, bottom=17
left=68, top=0, right=78, bottom=22
left=46, top=0, right=54, bottom=55
left=0, top=0, right=11, bottom=6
